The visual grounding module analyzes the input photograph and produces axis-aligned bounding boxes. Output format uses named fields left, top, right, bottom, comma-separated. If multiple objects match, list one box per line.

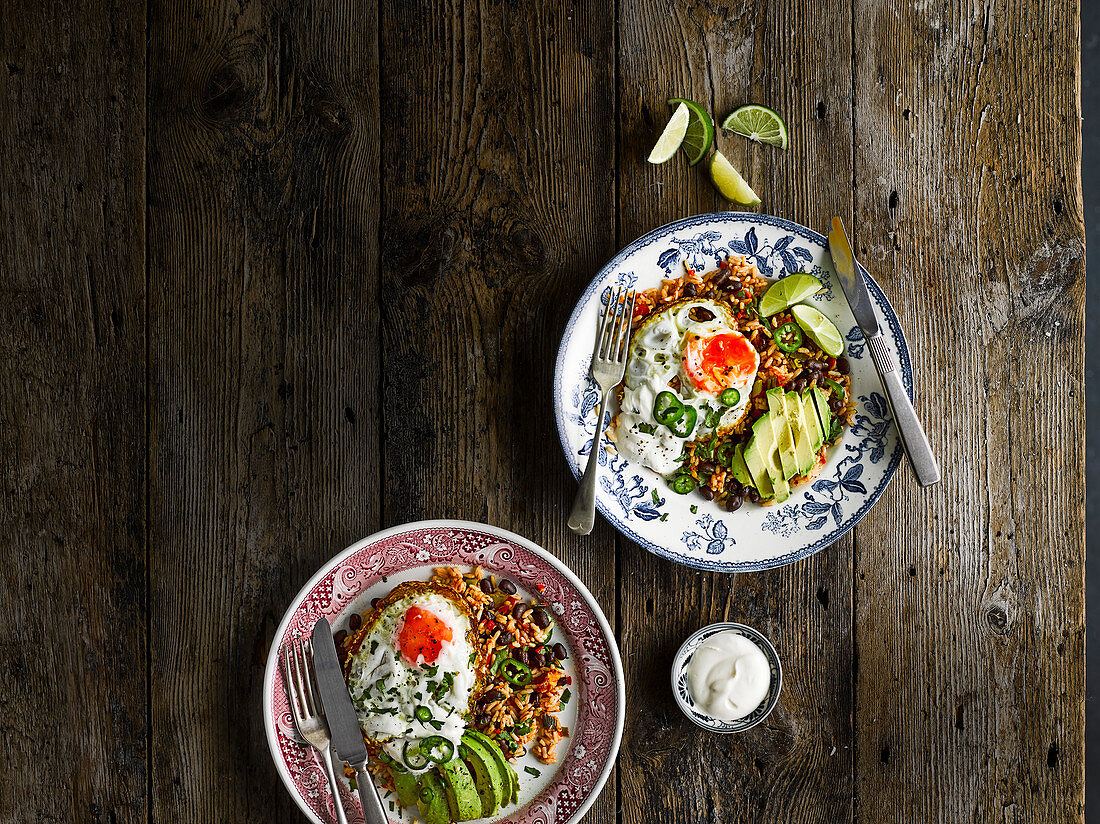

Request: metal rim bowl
left=671, top=622, right=783, bottom=734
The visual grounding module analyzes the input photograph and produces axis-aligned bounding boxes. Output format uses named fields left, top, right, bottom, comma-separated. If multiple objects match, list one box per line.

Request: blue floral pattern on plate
left=554, top=213, right=913, bottom=572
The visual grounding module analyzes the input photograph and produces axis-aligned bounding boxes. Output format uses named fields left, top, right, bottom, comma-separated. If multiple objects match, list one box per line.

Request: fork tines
left=597, top=286, right=636, bottom=364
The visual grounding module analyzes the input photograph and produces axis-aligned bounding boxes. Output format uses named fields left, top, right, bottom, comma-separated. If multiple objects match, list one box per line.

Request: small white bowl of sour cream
left=671, top=622, right=783, bottom=733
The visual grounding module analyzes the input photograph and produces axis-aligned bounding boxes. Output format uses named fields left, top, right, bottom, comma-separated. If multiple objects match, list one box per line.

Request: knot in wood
left=508, top=226, right=545, bottom=268
left=985, top=604, right=1009, bottom=634
left=200, top=60, right=261, bottom=123
left=312, top=99, right=352, bottom=135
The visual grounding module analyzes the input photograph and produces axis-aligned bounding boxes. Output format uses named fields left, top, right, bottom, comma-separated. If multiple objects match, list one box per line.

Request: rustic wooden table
left=0, top=0, right=1085, bottom=821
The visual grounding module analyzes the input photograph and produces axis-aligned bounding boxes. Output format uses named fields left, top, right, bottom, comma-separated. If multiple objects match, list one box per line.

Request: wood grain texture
left=146, top=0, right=379, bottom=819
left=850, top=1, right=1085, bottom=822
left=0, top=2, right=148, bottom=822
left=376, top=1, right=618, bottom=820
left=616, top=2, right=858, bottom=822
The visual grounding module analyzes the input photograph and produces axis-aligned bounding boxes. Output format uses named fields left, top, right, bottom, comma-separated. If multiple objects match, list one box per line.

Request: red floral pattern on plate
left=264, top=523, right=623, bottom=824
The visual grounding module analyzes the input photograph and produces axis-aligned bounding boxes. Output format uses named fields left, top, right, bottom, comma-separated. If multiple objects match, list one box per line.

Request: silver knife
left=828, top=217, right=940, bottom=487
left=312, top=618, right=390, bottom=824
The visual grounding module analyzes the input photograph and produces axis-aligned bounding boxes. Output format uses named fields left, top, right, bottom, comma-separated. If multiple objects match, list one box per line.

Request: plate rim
left=553, top=211, right=913, bottom=572
left=262, top=519, right=626, bottom=824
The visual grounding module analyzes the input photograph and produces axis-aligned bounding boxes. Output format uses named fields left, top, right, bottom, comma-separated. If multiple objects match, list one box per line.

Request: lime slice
left=648, top=103, right=690, bottom=164
left=759, top=274, right=823, bottom=317
left=708, top=150, right=761, bottom=206
left=721, top=104, right=788, bottom=149
left=667, top=98, right=714, bottom=166
left=791, top=304, right=844, bottom=357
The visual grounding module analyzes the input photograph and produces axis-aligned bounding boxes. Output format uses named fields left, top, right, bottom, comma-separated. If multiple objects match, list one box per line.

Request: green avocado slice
left=459, top=738, right=505, bottom=817
left=416, top=771, right=451, bottom=824
left=390, top=767, right=420, bottom=809
left=438, top=758, right=482, bottom=822
left=463, top=730, right=518, bottom=806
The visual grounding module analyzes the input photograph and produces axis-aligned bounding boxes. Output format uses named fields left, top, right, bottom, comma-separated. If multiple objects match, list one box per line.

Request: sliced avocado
left=800, top=391, right=824, bottom=451
left=744, top=427, right=775, bottom=499
left=463, top=731, right=517, bottom=806
left=438, top=758, right=483, bottom=822
left=459, top=738, right=505, bottom=817
left=767, top=388, right=798, bottom=480
left=784, top=391, right=816, bottom=475
left=416, top=771, right=452, bottom=824
left=729, top=443, right=753, bottom=488
left=390, top=767, right=421, bottom=809
left=811, top=386, right=832, bottom=438
left=753, top=414, right=790, bottom=502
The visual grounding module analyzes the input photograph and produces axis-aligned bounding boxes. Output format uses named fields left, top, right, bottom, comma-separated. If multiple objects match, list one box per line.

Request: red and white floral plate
left=263, top=520, right=625, bottom=824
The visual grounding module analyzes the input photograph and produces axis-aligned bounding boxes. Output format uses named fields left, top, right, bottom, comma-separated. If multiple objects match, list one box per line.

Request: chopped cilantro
left=524, top=766, right=541, bottom=777
left=690, top=505, right=698, bottom=514
left=651, top=489, right=661, bottom=505
left=659, top=513, right=668, bottom=522
left=637, top=422, right=657, bottom=435
left=369, top=639, right=379, bottom=654
left=561, top=688, right=572, bottom=704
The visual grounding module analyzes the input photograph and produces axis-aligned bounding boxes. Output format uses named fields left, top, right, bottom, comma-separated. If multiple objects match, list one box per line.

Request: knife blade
left=312, top=619, right=390, bottom=824
left=826, top=217, right=941, bottom=488
left=827, top=217, right=880, bottom=336
left=311, top=618, right=368, bottom=763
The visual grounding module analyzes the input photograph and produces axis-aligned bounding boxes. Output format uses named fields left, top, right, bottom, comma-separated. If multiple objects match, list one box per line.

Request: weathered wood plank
left=377, top=0, right=618, bottom=821
left=0, top=2, right=147, bottom=821
left=617, top=2, right=857, bottom=822
left=850, top=1, right=1085, bottom=821
left=146, top=0, right=380, bottom=818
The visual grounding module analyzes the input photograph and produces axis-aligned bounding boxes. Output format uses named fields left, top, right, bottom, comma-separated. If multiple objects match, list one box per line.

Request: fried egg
left=616, top=298, right=759, bottom=475
left=344, top=582, right=476, bottom=769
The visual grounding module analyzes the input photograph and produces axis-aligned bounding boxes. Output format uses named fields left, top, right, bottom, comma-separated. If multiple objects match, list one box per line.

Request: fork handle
left=319, top=745, right=350, bottom=824
left=568, top=388, right=609, bottom=535
left=353, top=763, right=389, bottom=824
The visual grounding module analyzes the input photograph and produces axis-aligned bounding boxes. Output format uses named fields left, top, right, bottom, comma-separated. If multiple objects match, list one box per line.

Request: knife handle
left=354, top=764, right=390, bottom=824
left=868, top=335, right=941, bottom=487
left=319, top=746, right=350, bottom=824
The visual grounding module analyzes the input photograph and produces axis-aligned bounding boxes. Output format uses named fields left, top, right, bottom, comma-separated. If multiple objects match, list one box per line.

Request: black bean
left=690, top=307, right=715, bottom=322
left=726, top=493, right=744, bottom=512
left=333, top=629, right=348, bottom=649
left=483, top=689, right=504, bottom=703
left=699, top=460, right=717, bottom=475
left=370, top=598, right=381, bottom=609
left=531, top=608, right=551, bottom=629
left=531, top=649, right=548, bottom=668
left=682, top=282, right=698, bottom=297
left=815, top=372, right=827, bottom=388
left=512, top=602, right=528, bottom=620
left=829, top=397, right=843, bottom=414
left=349, top=613, right=362, bottom=631
left=699, top=486, right=715, bottom=501
left=541, top=713, right=558, bottom=729
left=552, top=642, right=568, bottom=660
left=726, top=478, right=744, bottom=496
left=712, top=270, right=730, bottom=288
left=836, top=357, right=850, bottom=375
left=479, top=578, right=495, bottom=595
left=514, top=647, right=529, bottom=665
left=497, top=630, right=513, bottom=646
left=727, top=278, right=742, bottom=292
left=475, top=713, right=491, bottom=727
left=747, top=487, right=763, bottom=504
left=807, top=360, right=826, bottom=371
left=498, top=579, right=517, bottom=595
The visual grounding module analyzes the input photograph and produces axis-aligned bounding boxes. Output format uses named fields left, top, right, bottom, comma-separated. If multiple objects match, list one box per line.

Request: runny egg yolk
left=682, top=331, right=757, bottom=394
left=397, top=606, right=453, bottom=666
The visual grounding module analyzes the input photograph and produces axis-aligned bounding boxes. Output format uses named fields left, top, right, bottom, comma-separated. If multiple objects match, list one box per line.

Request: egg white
left=345, top=592, right=474, bottom=770
left=616, top=299, right=759, bottom=476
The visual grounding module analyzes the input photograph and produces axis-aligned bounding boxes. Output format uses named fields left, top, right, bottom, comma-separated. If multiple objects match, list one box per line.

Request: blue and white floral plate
left=553, top=213, right=912, bottom=572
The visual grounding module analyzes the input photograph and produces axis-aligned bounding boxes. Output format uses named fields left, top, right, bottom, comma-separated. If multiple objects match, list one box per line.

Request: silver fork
left=284, top=638, right=350, bottom=824
left=568, top=286, right=636, bottom=536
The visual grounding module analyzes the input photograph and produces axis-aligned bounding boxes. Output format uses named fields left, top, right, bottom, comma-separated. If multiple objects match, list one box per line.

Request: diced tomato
left=397, top=606, right=453, bottom=666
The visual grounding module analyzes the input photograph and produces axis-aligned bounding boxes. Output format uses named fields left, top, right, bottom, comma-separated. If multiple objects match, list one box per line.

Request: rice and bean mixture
left=620, top=254, right=856, bottom=508
left=430, top=566, right=571, bottom=764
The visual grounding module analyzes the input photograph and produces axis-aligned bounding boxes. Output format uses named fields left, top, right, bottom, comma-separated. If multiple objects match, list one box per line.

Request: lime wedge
left=791, top=304, right=844, bottom=357
left=667, top=98, right=714, bottom=166
left=648, top=103, right=690, bottom=164
left=708, top=150, right=760, bottom=206
left=721, top=104, right=788, bottom=149
left=759, top=274, right=823, bottom=317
